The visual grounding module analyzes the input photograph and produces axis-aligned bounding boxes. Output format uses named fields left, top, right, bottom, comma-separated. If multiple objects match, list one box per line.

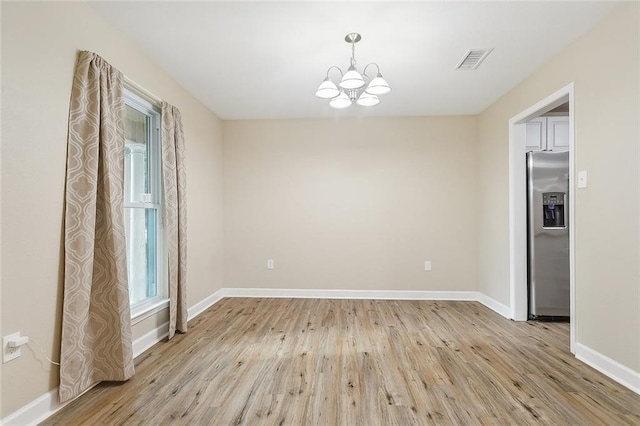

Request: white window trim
left=124, top=87, right=168, bottom=322
left=131, top=297, right=170, bottom=325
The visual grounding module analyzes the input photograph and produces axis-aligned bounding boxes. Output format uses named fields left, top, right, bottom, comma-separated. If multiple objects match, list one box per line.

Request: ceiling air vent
left=455, top=48, right=493, bottom=70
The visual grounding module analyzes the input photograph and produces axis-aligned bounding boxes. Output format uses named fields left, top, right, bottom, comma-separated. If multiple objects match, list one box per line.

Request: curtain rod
left=124, top=76, right=163, bottom=105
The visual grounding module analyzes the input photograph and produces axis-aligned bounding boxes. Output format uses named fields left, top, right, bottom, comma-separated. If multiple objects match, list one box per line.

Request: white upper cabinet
left=525, top=117, right=546, bottom=151
left=546, top=116, right=569, bottom=151
left=525, top=116, right=569, bottom=152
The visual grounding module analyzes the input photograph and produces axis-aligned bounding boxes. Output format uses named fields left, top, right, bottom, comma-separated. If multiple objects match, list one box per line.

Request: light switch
left=577, top=170, right=588, bottom=189
left=424, top=261, right=432, bottom=271
left=267, top=259, right=274, bottom=270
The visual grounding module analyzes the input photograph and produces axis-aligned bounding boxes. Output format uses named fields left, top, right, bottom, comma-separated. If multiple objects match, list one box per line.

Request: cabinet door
left=525, top=117, right=546, bottom=151
left=547, top=116, right=569, bottom=152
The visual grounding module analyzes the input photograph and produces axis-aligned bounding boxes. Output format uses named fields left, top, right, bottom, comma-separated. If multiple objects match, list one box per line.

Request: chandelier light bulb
left=315, top=77, right=340, bottom=99
left=329, top=91, right=352, bottom=109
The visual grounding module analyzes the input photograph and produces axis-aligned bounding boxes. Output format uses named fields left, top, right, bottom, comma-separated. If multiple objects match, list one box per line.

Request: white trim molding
left=476, top=292, right=512, bottom=318
left=1, top=389, right=60, bottom=426
left=223, top=288, right=479, bottom=301
left=132, top=322, right=169, bottom=358
left=575, top=343, right=640, bottom=395
left=224, top=288, right=511, bottom=319
left=187, top=289, right=228, bottom=320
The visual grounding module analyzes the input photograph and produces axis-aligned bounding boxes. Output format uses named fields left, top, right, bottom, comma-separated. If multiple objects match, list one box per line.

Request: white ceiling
left=91, top=1, right=617, bottom=120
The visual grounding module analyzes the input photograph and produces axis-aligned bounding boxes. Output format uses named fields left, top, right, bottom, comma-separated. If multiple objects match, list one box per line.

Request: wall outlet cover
left=577, top=170, right=588, bottom=188
left=424, top=261, right=432, bottom=271
left=3, top=332, right=22, bottom=363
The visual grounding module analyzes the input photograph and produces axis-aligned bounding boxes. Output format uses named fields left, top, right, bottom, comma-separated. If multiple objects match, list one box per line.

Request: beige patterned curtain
left=60, top=51, right=134, bottom=403
left=162, top=102, right=188, bottom=339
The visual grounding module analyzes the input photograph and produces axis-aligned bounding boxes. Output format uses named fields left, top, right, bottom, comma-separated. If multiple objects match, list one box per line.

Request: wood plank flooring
left=42, top=298, right=640, bottom=425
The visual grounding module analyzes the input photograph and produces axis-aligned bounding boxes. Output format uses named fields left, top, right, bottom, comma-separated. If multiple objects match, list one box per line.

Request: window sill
left=131, top=298, right=169, bottom=325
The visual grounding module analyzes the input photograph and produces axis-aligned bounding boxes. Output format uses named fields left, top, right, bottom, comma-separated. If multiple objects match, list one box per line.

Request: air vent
left=455, top=49, right=493, bottom=70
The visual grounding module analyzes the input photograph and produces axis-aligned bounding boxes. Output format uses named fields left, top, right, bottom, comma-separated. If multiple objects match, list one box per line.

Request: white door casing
left=508, top=83, right=576, bottom=353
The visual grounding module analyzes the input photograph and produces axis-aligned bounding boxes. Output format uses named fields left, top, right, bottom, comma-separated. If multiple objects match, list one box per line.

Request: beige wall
left=223, top=117, right=478, bottom=293
left=477, top=4, right=639, bottom=371
left=1, top=2, right=224, bottom=417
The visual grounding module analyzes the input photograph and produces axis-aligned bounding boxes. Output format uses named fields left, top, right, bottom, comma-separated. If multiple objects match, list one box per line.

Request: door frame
left=508, top=83, right=576, bottom=353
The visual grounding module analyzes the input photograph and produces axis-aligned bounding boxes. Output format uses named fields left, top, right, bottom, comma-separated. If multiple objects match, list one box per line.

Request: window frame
left=123, top=87, right=168, bottom=323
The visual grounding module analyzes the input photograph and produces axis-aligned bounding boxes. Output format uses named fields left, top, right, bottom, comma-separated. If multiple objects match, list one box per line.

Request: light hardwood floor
left=43, top=298, right=640, bottom=425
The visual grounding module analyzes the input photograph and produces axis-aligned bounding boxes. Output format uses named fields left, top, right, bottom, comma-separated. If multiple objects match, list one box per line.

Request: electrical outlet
left=267, top=259, right=274, bottom=270
left=3, top=332, right=22, bottom=363
left=424, top=261, right=432, bottom=271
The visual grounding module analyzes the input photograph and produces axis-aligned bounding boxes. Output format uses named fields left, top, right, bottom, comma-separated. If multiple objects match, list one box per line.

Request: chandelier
left=315, top=33, right=391, bottom=109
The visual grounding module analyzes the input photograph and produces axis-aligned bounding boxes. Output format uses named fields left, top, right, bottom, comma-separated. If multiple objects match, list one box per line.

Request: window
left=123, top=89, right=167, bottom=320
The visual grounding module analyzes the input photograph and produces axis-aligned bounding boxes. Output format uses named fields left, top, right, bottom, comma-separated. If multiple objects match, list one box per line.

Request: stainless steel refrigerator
left=527, top=151, right=570, bottom=320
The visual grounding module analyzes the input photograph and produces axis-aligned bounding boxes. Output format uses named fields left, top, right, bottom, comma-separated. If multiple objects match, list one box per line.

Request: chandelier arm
left=362, top=63, right=381, bottom=78
left=326, top=65, right=344, bottom=80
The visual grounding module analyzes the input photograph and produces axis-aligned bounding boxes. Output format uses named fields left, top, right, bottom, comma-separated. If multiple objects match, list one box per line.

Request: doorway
left=508, top=83, right=576, bottom=353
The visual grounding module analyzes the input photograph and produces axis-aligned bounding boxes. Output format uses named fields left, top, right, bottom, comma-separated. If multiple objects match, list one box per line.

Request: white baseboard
left=187, top=288, right=227, bottom=320
left=1, top=388, right=59, bottom=426
left=132, top=321, right=169, bottom=358
left=1, top=380, right=99, bottom=426
left=223, top=287, right=479, bottom=301
left=476, top=292, right=512, bottom=318
left=1, top=289, right=226, bottom=426
left=575, top=342, right=640, bottom=395
left=225, top=288, right=512, bottom=319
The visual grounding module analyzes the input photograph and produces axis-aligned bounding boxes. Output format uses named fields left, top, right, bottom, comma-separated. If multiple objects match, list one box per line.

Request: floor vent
left=455, top=49, right=493, bottom=70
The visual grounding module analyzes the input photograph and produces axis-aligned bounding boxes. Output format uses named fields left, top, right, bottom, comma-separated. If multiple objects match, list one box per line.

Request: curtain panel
left=161, top=102, right=188, bottom=339
left=60, top=51, right=134, bottom=403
